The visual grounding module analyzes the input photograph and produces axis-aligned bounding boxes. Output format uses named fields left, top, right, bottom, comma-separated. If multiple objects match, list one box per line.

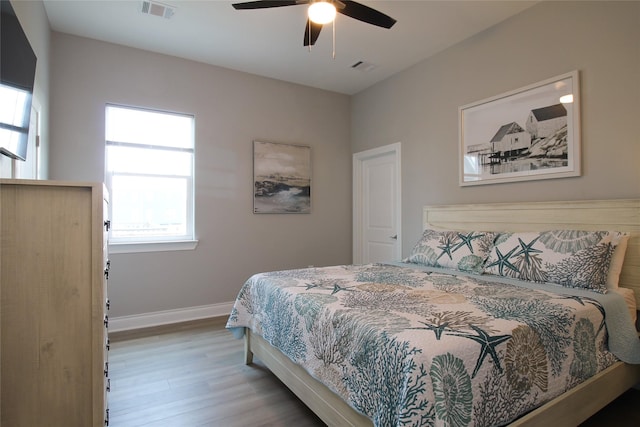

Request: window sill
left=108, top=240, right=199, bottom=254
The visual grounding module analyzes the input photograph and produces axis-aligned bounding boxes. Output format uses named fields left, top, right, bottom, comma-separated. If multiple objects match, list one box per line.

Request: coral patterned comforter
left=226, top=263, right=639, bottom=427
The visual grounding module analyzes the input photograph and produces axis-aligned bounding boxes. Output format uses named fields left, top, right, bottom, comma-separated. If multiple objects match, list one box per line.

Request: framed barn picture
left=459, top=70, right=581, bottom=186
left=253, top=141, right=311, bottom=214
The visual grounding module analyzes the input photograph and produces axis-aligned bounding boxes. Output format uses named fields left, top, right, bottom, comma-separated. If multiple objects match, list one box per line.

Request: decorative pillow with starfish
left=404, top=229, right=497, bottom=273
left=483, top=230, right=628, bottom=293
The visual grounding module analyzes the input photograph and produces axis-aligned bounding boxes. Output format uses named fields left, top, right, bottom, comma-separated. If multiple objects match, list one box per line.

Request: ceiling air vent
left=141, top=1, right=175, bottom=19
left=351, top=61, right=377, bottom=73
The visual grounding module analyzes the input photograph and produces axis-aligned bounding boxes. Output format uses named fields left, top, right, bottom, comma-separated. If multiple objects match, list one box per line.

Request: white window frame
left=105, top=104, right=197, bottom=254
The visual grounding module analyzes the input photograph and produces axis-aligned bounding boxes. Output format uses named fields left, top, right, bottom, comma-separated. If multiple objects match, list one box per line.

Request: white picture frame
left=459, top=70, right=581, bottom=186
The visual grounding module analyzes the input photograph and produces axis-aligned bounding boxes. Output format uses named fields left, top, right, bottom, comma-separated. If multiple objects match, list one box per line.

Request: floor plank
left=108, top=317, right=640, bottom=427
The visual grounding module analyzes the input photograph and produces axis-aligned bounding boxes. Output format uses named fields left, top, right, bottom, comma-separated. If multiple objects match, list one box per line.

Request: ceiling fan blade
left=338, top=0, right=396, bottom=29
left=303, top=19, right=323, bottom=46
left=232, top=1, right=303, bottom=10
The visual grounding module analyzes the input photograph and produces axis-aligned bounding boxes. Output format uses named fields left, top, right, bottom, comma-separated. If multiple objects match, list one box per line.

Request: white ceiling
left=42, top=0, right=537, bottom=95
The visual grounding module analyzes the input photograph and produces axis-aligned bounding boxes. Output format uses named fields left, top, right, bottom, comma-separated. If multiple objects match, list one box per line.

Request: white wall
left=351, top=1, right=640, bottom=256
left=0, top=0, right=50, bottom=179
left=49, top=34, right=352, bottom=318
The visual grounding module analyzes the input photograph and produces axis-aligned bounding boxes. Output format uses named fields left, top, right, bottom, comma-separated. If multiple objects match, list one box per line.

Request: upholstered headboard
left=423, top=199, right=640, bottom=307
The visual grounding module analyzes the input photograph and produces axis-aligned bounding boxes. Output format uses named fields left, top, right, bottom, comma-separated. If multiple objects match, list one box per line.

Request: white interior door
left=353, top=143, right=401, bottom=264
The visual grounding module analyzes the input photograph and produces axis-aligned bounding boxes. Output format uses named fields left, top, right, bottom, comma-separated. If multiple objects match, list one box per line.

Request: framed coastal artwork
left=459, top=70, right=581, bottom=186
left=253, top=140, right=311, bottom=214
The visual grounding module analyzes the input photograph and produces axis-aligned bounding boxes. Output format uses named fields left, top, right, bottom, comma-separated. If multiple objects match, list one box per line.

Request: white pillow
left=404, top=229, right=497, bottom=273
left=483, top=230, right=627, bottom=294
left=607, top=234, right=629, bottom=289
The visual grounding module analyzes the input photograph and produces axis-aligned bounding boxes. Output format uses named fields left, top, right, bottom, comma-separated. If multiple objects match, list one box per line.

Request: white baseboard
left=109, top=302, right=235, bottom=332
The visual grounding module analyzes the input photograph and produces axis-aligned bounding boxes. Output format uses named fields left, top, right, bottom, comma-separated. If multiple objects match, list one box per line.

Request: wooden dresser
left=0, top=179, right=110, bottom=426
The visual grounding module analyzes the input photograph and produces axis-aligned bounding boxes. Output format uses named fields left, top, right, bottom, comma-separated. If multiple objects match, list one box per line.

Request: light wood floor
left=109, top=317, right=639, bottom=427
left=109, top=317, right=323, bottom=427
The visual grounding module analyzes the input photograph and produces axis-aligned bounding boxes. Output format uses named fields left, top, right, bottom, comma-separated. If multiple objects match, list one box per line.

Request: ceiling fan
left=231, top=0, right=397, bottom=46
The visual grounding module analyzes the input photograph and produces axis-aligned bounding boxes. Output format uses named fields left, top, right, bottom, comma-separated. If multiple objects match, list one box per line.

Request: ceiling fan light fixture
left=308, top=1, right=336, bottom=25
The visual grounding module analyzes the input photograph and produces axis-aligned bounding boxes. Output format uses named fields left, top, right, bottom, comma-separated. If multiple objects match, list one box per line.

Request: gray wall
left=46, top=1, right=640, bottom=318
left=49, top=34, right=352, bottom=317
left=351, top=1, right=640, bottom=256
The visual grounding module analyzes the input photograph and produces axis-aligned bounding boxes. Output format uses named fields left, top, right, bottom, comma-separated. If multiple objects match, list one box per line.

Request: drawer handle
left=104, top=315, right=109, bottom=328
left=104, top=362, right=109, bottom=377
left=104, top=220, right=111, bottom=231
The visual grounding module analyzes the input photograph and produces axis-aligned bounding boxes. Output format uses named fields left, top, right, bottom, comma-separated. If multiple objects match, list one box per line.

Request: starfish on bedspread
left=410, top=321, right=450, bottom=340
left=331, top=283, right=355, bottom=295
left=449, top=325, right=511, bottom=378
left=436, top=237, right=457, bottom=261
left=301, top=281, right=355, bottom=295
left=484, top=246, right=519, bottom=276
left=512, top=236, right=543, bottom=265
left=453, top=232, right=483, bottom=253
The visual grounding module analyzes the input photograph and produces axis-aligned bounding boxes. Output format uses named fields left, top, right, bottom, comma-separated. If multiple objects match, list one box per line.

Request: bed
left=226, top=199, right=640, bottom=426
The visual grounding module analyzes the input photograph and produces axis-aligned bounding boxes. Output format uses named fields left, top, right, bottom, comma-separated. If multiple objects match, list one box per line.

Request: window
left=0, top=83, right=31, bottom=160
left=105, top=105, right=195, bottom=251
